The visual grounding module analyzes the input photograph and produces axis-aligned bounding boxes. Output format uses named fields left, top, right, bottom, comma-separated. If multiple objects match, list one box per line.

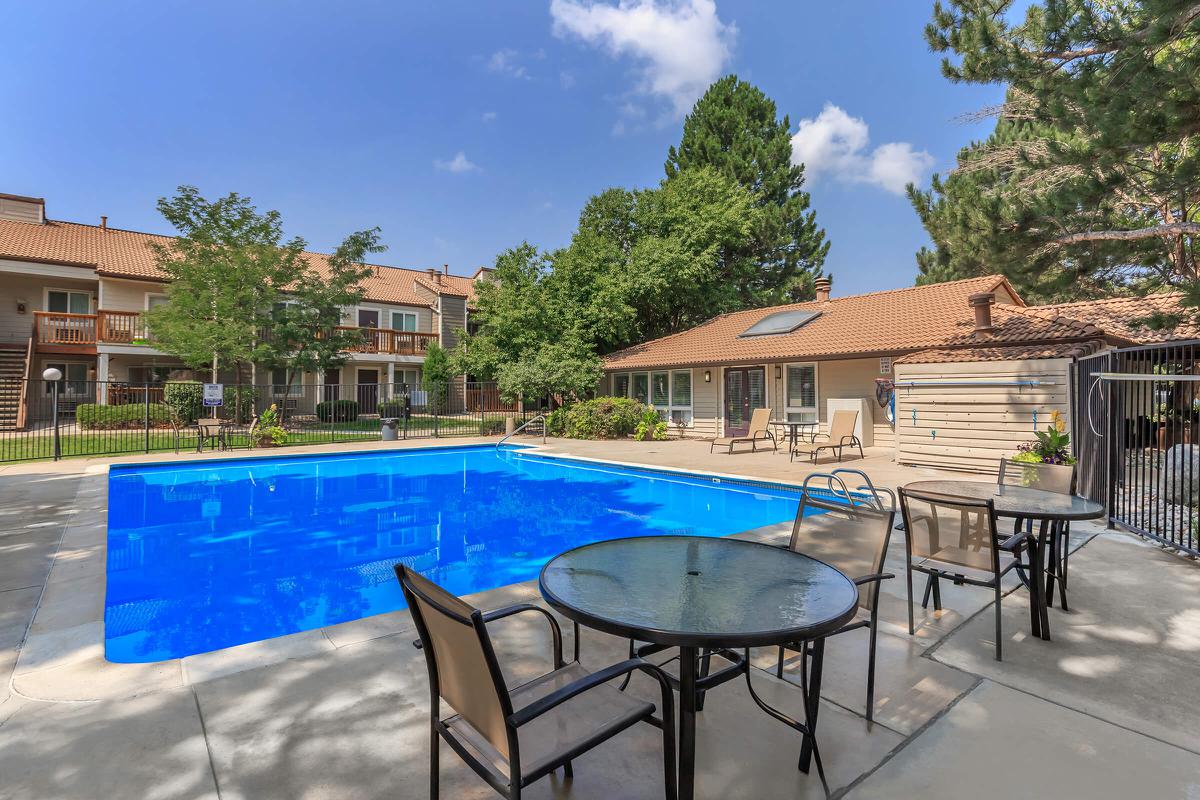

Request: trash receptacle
left=381, top=418, right=399, bottom=441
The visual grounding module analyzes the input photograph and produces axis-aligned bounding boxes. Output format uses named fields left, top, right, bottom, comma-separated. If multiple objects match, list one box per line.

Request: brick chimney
left=968, top=291, right=995, bottom=333
left=100, top=215, right=107, bottom=231
left=442, top=264, right=449, bottom=276
left=814, top=276, right=832, bottom=302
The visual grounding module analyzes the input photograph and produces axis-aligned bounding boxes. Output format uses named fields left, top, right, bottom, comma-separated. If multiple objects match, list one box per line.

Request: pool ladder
left=497, top=413, right=547, bottom=448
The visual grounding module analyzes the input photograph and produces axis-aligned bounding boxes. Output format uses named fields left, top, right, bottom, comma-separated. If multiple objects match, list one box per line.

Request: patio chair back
left=395, top=564, right=514, bottom=759
left=748, top=406, right=772, bottom=435
left=827, top=410, right=858, bottom=442
left=792, top=486, right=895, bottom=612
left=997, top=459, right=1075, bottom=495
left=196, top=418, right=223, bottom=433
left=898, top=488, right=1001, bottom=577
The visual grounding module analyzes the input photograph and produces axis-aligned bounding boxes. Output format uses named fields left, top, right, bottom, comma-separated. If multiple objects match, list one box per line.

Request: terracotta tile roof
left=894, top=340, right=1105, bottom=365
left=0, top=217, right=477, bottom=308
left=1022, top=293, right=1196, bottom=344
left=603, top=276, right=1110, bottom=369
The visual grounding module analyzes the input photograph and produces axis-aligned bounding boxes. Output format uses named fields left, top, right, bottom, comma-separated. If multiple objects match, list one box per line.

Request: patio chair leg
left=562, top=760, right=573, bottom=780
left=696, top=650, right=712, bottom=711
left=429, top=721, right=439, bottom=800
left=920, top=574, right=933, bottom=609
left=617, top=639, right=636, bottom=691
left=1058, top=523, right=1071, bottom=611
left=906, top=566, right=915, bottom=636
left=866, top=611, right=879, bottom=729
left=776, top=645, right=786, bottom=679
left=994, top=582, right=1003, bottom=662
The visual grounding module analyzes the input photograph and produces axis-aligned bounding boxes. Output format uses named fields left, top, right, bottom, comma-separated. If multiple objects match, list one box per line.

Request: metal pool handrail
left=497, top=413, right=547, bottom=448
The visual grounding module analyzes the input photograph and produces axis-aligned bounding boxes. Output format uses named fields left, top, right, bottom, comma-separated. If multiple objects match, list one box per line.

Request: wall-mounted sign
left=879, top=357, right=893, bottom=375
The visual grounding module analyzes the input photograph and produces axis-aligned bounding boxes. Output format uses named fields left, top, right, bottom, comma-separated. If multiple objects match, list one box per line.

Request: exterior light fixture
left=774, top=365, right=782, bottom=380
left=704, top=370, right=711, bottom=383
left=42, top=367, right=63, bottom=382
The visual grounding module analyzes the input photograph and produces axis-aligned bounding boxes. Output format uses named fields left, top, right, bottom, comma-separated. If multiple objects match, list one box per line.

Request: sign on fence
left=203, top=383, right=224, bottom=407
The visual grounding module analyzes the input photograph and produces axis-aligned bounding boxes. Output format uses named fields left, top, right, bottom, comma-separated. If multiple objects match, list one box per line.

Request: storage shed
left=893, top=342, right=1102, bottom=473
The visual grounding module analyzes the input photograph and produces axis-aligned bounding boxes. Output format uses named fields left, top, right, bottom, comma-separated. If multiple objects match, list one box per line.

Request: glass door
left=723, top=367, right=766, bottom=436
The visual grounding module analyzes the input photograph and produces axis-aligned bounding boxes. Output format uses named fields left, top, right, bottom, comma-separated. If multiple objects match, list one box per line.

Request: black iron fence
left=0, top=378, right=533, bottom=463
left=1072, top=340, right=1200, bottom=556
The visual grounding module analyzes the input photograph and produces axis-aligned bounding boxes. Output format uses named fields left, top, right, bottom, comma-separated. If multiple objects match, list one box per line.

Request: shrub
left=635, top=408, right=668, bottom=441
left=163, top=381, right=203, bottom=423
left=377, top=399, right=404, bottom=418
left=554, top=396, right=651, bottom=440
left=316, top=399, right=359, bottom=422
left=77, top=403, right=172, bottom=429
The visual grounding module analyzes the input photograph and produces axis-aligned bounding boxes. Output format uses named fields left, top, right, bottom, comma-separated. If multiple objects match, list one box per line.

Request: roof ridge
left=1034, top=292, right=1186, bottom=310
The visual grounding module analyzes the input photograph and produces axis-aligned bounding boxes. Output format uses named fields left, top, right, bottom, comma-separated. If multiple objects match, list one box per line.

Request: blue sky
left=1, top=1, right=1006, bottom=296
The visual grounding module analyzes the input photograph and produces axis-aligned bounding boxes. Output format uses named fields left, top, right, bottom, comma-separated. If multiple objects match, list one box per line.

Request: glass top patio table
left=903, top=479, right=1103, bottom=521
left=538, top=535, right=859, bottom=648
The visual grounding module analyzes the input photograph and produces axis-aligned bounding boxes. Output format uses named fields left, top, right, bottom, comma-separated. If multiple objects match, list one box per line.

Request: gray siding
left=438, top=296, right=467, bottom=349
left=0, top=273, right=97, bottom=345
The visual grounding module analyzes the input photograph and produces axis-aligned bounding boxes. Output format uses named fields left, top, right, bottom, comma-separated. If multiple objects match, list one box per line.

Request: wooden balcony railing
left=33, top=313, right=437, bottom=356
left=335, top=327, right=437, bottom=355
left=98, top=310, right=152, bottom=344
left=34, top=312, right=97, bottom=345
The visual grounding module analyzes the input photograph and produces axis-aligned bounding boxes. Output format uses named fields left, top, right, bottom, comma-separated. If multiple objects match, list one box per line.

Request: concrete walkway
left=2, top=437, right=1199, bottom=798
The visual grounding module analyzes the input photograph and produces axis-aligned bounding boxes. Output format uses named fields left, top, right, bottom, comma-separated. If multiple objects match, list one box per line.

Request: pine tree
left=665, top=75, right=829, bottom=303
left=912, top=1, right=1200, bottom=303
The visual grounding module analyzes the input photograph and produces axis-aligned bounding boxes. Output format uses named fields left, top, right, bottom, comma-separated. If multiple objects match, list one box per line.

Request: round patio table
left=771, top=419, right=819, bottom=453
left=903, top=479, right=1103, bottom=641
left=539, top=535, right=859, bottom=800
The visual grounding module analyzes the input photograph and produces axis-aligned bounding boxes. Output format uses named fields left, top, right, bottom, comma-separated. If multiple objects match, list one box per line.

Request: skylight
left=738, top=310, right=822, bottom=338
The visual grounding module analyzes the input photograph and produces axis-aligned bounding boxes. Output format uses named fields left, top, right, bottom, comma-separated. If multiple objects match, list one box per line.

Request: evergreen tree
left=666, top=75, right=829, bottom=302
left=911, top=1, right=1200, bottom=305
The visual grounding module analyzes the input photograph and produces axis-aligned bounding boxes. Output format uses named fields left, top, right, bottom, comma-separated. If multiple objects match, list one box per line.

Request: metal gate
left=1072, top=341, right=1200, bottom=555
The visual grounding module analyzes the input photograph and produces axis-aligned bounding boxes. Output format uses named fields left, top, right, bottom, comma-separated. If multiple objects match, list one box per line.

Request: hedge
left=547, top=397, right=650, bottom=439
left=77, top=403, right=173, bottom=430
left=163, top=381, right=203, bottom=423
left=316, top=399, right=359, bottom=422
left=377, top=399, right=404, bottom=418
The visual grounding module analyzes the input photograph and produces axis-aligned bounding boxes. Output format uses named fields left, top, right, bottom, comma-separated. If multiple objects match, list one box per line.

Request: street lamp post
left=43, top=367, right=62, bottom=461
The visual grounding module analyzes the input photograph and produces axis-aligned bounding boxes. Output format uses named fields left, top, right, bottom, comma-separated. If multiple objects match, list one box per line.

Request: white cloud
left=550, top=0, right=736, bottom=119
left=790, top=103, right=934, bottom=195
left=488, top=48, right=530, bottom=78
left=481, top=111, right=498, bottom=122
left=434, top=152, right=479, bottom=173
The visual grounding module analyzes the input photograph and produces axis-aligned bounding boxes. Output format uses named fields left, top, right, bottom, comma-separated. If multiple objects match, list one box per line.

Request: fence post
left=433, top=386, right=440, bottom=438
left=51, top=380, right=61, bottom=461
left=144, top=381, right=151, bottom=453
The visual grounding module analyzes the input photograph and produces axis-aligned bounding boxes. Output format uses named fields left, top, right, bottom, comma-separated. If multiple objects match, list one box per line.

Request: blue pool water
left=105, top=444, right=809, bottom=662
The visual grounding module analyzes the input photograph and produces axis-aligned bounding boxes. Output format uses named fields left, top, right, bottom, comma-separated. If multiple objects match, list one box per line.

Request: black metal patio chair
left=997, top=458, right=1077, bottom=609
left=899, top=487, right=1026, bottom=661
left=395, top=564, right=678, bottom=800
left=775, top=472, right=896, bottom=727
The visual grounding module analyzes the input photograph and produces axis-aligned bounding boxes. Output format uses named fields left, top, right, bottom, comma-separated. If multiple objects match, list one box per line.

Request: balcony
left=32, top=312, right=437, bottom=356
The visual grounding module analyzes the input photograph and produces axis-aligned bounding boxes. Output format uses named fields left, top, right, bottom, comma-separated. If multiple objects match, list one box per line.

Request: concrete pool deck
left=2, top=436, right=1199, bottom=798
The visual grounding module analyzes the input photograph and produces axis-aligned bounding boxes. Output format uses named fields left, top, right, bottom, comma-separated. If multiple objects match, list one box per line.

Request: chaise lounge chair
left=709, top=407, right=777, bottom=454
left=790, top=409, right=863, bottom=463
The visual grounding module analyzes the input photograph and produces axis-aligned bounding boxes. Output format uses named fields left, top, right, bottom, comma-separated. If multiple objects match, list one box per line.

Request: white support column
left=97, top=353, right=110, bottom=404
left=386, top=362, right=396, bottom=400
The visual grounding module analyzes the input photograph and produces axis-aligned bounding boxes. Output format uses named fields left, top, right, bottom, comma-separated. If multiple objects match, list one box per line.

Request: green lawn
left=0, top=414, right=509, bottom=463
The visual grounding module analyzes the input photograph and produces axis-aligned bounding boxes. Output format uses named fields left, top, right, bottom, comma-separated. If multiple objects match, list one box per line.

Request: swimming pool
left=105, top=444, right=811, bottom=662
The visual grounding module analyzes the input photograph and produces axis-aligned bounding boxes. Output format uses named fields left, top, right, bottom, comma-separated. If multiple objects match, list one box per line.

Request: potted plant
left=256, top=403, right=288, bottom=448
left=1012, top=425, right=1077, bottom=466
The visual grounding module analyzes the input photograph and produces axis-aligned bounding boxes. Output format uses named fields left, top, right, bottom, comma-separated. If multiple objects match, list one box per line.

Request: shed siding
left=893, top=358, right=1073, bottom=474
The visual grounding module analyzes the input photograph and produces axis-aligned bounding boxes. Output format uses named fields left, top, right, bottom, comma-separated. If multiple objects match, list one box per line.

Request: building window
left=394, top=368, right=420, bottom=394
left=391, top=311, right=418, bottom=332
left=612, top=373, right=630, bottom=398
left=271, top=368, right=302, bottom=396
left=785, top=363, right=818, bottom=423
left=145, top=293, right=169, bottom=311
left=669, top=369, right=692, bottom=427
left=46, top=289, right=91, bottom=315
left=651, top=371, right=670, bottom=408
left=128, top=365, right=172, bottom=384
left=44, top=362, right=89, bottom=395
left=357, top=308, right=379, bottom=328
left=632, top=373, right=649, bottom=404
